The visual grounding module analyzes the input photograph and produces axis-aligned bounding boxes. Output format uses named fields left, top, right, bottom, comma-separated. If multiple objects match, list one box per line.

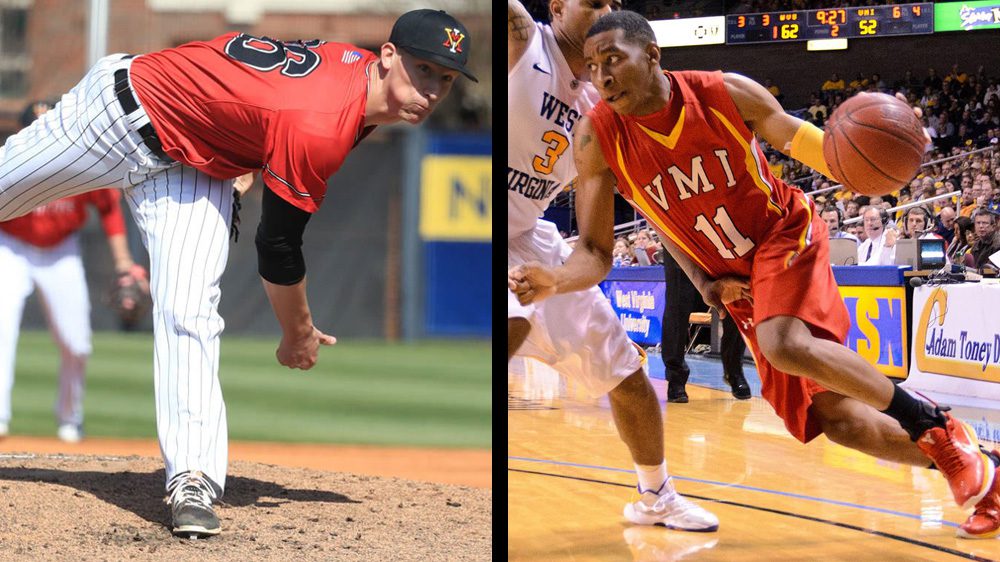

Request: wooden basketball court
left=508, top=358, right=1000, bottom=561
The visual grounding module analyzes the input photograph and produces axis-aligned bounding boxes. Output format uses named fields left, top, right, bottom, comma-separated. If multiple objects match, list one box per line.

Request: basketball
left=822, top=92, right=926, bottom=196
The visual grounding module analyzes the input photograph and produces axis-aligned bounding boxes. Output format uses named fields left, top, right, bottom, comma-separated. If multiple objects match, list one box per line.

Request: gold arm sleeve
left=789, top=121, right=835, bottom=180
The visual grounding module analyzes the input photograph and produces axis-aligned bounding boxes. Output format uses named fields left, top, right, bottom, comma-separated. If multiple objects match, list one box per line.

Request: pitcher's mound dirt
left=0, top=453, right=491, bottom=561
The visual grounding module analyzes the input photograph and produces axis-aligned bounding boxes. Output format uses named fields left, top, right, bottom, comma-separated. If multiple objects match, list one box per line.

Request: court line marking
left=508, top=455, right=961, bottom=528
left=510, top=467, right=997, bottom=562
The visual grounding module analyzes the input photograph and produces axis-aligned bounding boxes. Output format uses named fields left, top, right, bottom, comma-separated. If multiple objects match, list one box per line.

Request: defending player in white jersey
left=507, top=0, right=717, bottom=531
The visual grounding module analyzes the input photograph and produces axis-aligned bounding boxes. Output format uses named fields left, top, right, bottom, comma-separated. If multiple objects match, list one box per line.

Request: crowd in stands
left=610, top=228, right=667, bottom=267
left=765, top=62, right=1000, bottom=270
left=764, top=136, right=1000, bottom=270
left=768, top=64, right=1000, bottom=189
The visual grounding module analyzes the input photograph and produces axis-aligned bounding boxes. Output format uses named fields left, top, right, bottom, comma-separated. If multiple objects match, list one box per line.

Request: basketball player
left=0, top=9, right=474, bottom=538
left=509, top=10, right=1000, bottom=539
left=0, top=102, right=145, bottom=444
left=508, top=0, right=718, bottom=532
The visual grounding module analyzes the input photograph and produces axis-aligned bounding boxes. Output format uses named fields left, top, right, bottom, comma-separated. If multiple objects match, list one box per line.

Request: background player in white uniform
left=507, top=0, right=717, bottom=531
left=0, top=102, right=145, bottom=443
left=0, top=9, right=475, bottom=538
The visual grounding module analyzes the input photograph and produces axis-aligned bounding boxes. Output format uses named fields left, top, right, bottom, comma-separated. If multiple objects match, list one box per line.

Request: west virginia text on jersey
left=508, top=23, right=600, bottom=239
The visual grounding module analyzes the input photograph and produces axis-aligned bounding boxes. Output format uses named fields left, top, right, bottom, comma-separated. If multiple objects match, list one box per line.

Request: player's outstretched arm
left=508, top=115, right=616, bottom=304
left=508, top=0, right=536, bottom=72
left=256, top=188, right=336, bottom=370
left=723, top=72, right=836, bottom=181
left=262, top=278, right=337, bottom=370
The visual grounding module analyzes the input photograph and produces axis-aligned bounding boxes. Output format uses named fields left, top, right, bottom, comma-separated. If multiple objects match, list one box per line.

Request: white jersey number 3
left=693, top=206, right=754, bottom=259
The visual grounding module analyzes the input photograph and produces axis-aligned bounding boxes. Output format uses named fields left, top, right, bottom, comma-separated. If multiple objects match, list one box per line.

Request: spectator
left=933, top=206, right=958, bottom=245
left=893, top=70, right=920, bottom=94
left=821, top=205, right=858, bottom=244
left=977, top=174, right=999, bottom=213
left=764, top=78, right=782, bottom=102
left=612, top=238, right=634, bottom=267
left=822, top=72, right=845, bottom=92
left=849, top=73, right=868, bottom=90
left=900, top=206, right=939, bottom=240
left=920, top=176, right=936, bottom=195
left=945, top=63, right=968, bottom=86
left=634, top=229, right=658, bottom=265
left=937, top=112, right=956, bottom=150
left=807, top=95, right=827, bottom=123
left=959, top=175, right=977, bottom=217
left=948, top=216, right=975, bottom=263
left=964, top=209, right=1000, bottom=271
left=857, top=206, right=897, bottom=265
left=848, top=222, right=866, bottom=242
left=845, top=199, right=861, bottom=219
left=768, top=153, right=785, bottom=179
left=648, top=232, right=665, bottom=265
left=924, top=68, right=942, bottom=92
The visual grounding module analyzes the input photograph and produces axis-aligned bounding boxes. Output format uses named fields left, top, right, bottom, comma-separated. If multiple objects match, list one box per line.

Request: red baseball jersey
left=0, top=189, right=126, bottom=248
left=589, top=70, right=807, bottom=279
left=130, top=33, right=378, bottom=213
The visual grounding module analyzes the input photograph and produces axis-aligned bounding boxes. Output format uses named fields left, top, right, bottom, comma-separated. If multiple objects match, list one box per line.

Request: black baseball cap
left=389, top=9, right=477, bottom=83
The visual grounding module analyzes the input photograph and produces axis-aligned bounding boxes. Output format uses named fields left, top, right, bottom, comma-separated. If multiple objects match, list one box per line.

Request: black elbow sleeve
left=256, top=188, right=311, bottom=285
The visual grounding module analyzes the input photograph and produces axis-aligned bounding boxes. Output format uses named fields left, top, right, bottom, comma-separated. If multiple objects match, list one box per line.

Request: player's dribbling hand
left=508, top=263, right=558, bottom=305
left=703, top=277, right=752, bottom=319
left=276, top=326, right=337, bottom=370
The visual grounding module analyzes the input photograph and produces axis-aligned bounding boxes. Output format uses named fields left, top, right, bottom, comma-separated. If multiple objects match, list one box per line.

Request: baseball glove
left=105, top=264, right=152, bottom=328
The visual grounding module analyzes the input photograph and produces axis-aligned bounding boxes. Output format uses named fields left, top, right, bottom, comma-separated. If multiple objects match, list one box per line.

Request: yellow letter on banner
left=419, top=156, right=492, bottom=241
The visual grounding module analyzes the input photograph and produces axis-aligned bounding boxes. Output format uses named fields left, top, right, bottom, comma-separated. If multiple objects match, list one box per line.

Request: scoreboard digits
left=726, top=3, right=933, bottom=44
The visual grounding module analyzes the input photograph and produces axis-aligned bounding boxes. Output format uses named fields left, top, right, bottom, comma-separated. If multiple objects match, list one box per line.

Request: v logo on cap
left=443, top=28, right=466, bottom=54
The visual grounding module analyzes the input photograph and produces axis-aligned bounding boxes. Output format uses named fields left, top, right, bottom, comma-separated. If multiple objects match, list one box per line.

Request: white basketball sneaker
left=624, top=483, right=719, bottom=532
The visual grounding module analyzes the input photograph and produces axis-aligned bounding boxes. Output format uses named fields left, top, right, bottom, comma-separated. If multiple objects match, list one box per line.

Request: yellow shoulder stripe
left=708, top=108, right=783, bottom=216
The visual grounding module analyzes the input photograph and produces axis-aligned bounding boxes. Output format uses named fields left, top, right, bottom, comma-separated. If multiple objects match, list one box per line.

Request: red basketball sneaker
left=916, top=412, right=993, bottom=509
left=959, top=453, right=1000, bottom=539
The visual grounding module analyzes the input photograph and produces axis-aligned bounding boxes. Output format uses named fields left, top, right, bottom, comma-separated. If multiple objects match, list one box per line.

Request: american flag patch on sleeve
left=341, top=50, right=361, bottom=64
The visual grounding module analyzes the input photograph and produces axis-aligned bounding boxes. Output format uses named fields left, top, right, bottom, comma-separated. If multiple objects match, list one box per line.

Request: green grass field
left=8, top=330, right=492, bottom=449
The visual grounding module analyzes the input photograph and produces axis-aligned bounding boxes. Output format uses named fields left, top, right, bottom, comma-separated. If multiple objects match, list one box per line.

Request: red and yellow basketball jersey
left=589, top=70, right=812, bottom=279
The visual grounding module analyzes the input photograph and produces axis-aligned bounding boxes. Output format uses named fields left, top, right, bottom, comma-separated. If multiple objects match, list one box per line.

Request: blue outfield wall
left=417, top=132, right=492, bottom=338
left=424, top=241, right=491, bottom=336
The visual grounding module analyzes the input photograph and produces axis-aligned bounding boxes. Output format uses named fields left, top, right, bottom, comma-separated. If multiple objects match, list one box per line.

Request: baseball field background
left=8, top=330, right=491, bottom=448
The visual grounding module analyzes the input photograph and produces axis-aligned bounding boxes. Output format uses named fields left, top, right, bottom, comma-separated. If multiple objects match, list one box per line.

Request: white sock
left=635, top=461, right=672, bottom=496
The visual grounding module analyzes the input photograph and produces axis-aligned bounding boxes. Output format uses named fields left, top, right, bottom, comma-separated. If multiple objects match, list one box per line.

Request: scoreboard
left=726, top=3, right=934, bottom=44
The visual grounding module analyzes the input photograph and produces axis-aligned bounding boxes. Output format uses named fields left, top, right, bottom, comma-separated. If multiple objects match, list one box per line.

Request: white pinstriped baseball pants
left=0, top=231, right=91, bottom=428
left=0, top=54, right=232, bottom=492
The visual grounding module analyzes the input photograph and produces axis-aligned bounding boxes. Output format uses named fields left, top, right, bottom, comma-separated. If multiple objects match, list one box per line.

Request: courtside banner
left=838, top=286, right=908, bottom=378
left=419, top=155, right=491, bottom=241
left=598, top=280, right=664, bottom=347
left=909, top=284, right=1000, bottom=385
left=934, top=1, right=1000, bottom=31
